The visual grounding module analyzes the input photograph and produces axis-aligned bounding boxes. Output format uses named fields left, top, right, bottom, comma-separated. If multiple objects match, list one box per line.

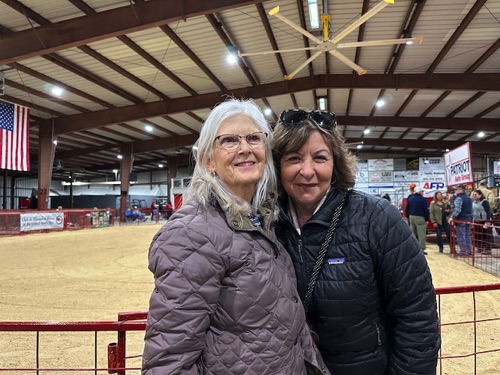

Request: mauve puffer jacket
left=142, top=197, right=328, bottom=375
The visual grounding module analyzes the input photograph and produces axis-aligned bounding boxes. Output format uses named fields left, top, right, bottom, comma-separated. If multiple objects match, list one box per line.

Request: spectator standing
left=272, top=109, right=440, bottom=375
left=472, top=189, right=492, bottom=255
left=449, top=185, right=473, bottom=256
left=150, top=201, right=158, bottom=220
left=405, top=186, right=430, bottom=255
left=429, top=191, right=451, bottom=253
left=142, top=98, right=328, bottom=375
left=478, top=180, right=495, bottom=210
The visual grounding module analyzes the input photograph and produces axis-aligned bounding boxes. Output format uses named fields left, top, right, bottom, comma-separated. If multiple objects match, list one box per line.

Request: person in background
left=449, top=184, right=473, bottom=256
left=477, top=180, right=495, bottom=210
left=405, top=186, right=430, bottom=255
left=407, top=183, right=416, bottom=200
left=272, top=108, right=440, bottom=375
left=165, top=201, right=173, bottom=219
left=124, top=207, right=132, bottom=221
left=142, top=98, right=328, bottom=375
left=472, top=189, right=492, bottom=255
left=429, top=191, right=451, bottom=253
left=382, top=193, right=391, bottom=202
left=150, top=201, right=158, bottom=220
left=132, top=206, right=146, bottom=222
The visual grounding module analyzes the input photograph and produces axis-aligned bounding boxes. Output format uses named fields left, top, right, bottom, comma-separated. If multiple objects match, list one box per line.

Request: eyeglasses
left=213, top=132, right=268, bottom=152
left=279, top=109, right=337, bottom=129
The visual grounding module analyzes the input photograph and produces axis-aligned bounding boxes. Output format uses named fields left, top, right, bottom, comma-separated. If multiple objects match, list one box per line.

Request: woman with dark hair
left=472, top=189, right=492, bottom=255
left=272, top=109, right=440, bottom=375
left=142, top=99, right=328, bottom=375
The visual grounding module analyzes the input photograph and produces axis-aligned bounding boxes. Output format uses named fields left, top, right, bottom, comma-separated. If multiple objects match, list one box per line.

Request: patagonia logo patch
left=328, top=257, right=344, bottom=265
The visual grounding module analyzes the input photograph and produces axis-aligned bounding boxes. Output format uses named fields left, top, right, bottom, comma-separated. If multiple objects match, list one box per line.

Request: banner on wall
left=419, top=157, right=445, bottom=171
left=494, top=161, right=500, bottom=176
left=444, top=142, right=473, bottom=187
left=368, top=158, right=393, bottom=171
left=20, top=212, right=64, bottom=232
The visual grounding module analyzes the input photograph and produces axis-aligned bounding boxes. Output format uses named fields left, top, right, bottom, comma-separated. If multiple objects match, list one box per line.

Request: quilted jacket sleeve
left=368, top=200, right=440, bottom=375
left=142, top=215, right=225, bottom=375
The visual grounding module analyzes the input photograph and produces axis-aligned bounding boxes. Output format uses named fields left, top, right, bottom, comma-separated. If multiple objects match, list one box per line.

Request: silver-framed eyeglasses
left=214, top=132, right=268, bottom=152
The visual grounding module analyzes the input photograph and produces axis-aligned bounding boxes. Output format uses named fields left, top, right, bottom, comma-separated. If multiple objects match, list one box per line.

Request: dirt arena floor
left=1, top=224, right=499, bottom=374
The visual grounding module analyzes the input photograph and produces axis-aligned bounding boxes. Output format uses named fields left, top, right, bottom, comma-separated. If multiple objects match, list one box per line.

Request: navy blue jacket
left=276, top=189, right=440, bottom=375
left=405, top=193, right=429, bottom=221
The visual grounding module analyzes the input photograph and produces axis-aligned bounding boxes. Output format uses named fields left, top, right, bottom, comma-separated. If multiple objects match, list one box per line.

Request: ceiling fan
left=238, top=0, right=422, bottom=80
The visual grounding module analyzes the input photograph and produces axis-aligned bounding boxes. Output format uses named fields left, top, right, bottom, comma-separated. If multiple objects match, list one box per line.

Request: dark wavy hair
left=272, top=118, right=357, bottom=192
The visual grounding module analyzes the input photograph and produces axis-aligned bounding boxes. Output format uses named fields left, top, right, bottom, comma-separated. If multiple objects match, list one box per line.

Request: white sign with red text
left=444, top=143, right=473, bottom=187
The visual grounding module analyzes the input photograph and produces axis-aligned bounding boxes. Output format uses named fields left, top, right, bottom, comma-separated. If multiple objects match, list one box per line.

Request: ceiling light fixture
left=145, top=125, right=153, bottom=132
left=51, top=86, right=63, bottom=97
left=318, top=97, right=326, bottom=110
left=227, top=45, right=238, bottom=64
left=117, top=155, right=123, bottom=160
left=308, top=0, right=320, bottom=29
left=363, top=128, right=371, bottom=134
left=478, top=131, right=485, bottom=138
left=376, top=99, right=385, bottom=108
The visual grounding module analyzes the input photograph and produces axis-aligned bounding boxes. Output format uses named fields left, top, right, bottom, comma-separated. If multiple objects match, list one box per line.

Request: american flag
left=0, top=101, right=30, bottom=171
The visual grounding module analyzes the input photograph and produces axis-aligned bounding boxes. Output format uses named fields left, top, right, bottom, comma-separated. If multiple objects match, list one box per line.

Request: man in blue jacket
left=449, top=184, right=473, bottom=255
left=405, top=186, right=430, bottom=255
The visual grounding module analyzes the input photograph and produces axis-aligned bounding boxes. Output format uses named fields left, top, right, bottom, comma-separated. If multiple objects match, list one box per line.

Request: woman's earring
left=211, top=170, right=217, bottom=177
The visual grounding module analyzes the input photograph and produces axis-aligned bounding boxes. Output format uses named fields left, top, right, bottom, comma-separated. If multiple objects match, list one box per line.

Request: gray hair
left=272, top=118, right=357, bottom=192
left=184, top=97, right=278, bottom=220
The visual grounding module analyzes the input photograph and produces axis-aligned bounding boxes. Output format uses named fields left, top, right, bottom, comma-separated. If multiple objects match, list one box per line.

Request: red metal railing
left=450, top=220, right=500, bottom=276
left=0, top=284, right=499, bottom=374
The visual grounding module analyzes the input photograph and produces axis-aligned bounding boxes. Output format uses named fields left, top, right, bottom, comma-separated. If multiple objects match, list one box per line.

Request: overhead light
left=356, top=144, right=363, bottom=149
left=227, top=45, right=238, bottom=64
left=51, top=86, right=63, bottom=97
left=363, top=128, right=371, bottom=135
left=445, top=148, right=450, bottom=152
left=478, top=131, right=485, bottom=138
left=52, top=139, right=58, bottom=145
left=264, top=108, right=272, bottom=116
left=117, top=154, right=123, bottom=159
left=158, top=164, right=164, bottom=168
left=318, top=97, right=326, bottom=110
left=112, top=169, right=118, bottom=173
left=145, top=124, right=153, bottom=132
left=308, top=0, right=320, bottom=29
left=406, top=41, right=413, bottom=45
left=376, top=99, right=385, bottom=108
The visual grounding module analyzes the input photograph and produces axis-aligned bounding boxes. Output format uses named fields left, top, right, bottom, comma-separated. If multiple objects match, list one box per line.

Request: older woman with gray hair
left=142, top=98, right=328, bottom=375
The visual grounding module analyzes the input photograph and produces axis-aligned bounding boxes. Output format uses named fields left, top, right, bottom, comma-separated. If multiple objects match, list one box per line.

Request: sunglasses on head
left=279, top=109, right=337, bottom=130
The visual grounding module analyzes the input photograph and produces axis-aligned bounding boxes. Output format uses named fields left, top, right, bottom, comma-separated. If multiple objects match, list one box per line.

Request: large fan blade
left=333, top=0, right=394, bottom=44
left=239, top=46, right=315, bottom=57
left=269, top=6, right=323, bottom=45
left=329, top=50, right=367, bottom=75
left=284, top=51, right=323, bottom=80
left=337, top=36, right=423, bottom=49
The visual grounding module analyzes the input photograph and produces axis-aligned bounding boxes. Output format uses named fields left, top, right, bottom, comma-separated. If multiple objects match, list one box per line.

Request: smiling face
left=207, top=114, right=266, bottom=202
left=280, top=130, right=334, bottom=217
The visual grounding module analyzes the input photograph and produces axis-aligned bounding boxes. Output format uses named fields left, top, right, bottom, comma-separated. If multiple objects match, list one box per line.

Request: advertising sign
left=368, top=158, right=393, bottom=171
left=494, top=161, right=500, bottom=176
left=20, top=212, right=64, bottom=232
left=444, top=143, right=473, bottom=186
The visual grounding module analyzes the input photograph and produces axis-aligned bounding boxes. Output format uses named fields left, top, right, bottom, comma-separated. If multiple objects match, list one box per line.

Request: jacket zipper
left=375, top=324, right=382, bottom=346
